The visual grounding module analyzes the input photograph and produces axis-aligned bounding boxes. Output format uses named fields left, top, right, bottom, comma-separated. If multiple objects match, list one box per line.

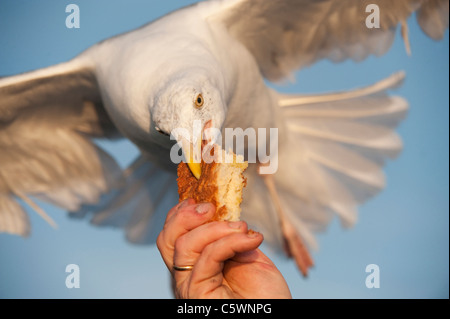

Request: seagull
left=0, top=0, right=448, bottom=276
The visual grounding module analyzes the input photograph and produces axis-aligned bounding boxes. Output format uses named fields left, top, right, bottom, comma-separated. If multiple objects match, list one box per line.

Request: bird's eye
left=194, top=93, right=204, bottom=108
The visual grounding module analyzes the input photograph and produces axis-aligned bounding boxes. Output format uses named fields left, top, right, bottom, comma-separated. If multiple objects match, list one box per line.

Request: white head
left=150, top=68, right=226, bottom=177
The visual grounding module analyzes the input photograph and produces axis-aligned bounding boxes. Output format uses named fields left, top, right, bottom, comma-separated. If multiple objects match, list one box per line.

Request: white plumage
left=0, top=0, right=447, bottom=274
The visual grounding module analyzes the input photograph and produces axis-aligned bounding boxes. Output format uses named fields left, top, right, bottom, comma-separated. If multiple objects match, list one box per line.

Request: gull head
left=150, top=69, right=226, bottom=179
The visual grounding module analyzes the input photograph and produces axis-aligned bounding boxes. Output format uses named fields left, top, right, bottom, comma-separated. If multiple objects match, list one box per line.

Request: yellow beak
left=181, top=135, right=202, bottom=179
left=187, top=161, right=201, bottom=180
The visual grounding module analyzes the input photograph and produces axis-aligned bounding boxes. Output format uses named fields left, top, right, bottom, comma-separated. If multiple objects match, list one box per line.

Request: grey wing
left=212, top=0, right=449, bottom=81
left=0, top=56, right=123, bottom=236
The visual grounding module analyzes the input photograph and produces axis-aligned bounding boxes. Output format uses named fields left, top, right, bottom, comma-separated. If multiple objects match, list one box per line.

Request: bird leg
left=260, top=169, right=314, bottom=277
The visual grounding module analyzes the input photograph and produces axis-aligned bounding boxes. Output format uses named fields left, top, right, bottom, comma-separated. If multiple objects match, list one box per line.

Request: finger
left=165, top=198, right=195, bottom=223
left=224, top=248, right=292, bottom=298
left=173, top=221, right=247, bottom=283
left=187, top=231, right=263, bottom=298
left=232, top=248, right=274, bottom=265
left=157, top=201, right=215, bottom=269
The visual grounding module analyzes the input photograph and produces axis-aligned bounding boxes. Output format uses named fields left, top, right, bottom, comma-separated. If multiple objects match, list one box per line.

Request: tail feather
left=278, top=71, right=406, bottom=107
left=243, top=72, right=408, bottom=251
left=287, top=119, right=403, bottom=155
left=301, top=138, right=385, bottom=189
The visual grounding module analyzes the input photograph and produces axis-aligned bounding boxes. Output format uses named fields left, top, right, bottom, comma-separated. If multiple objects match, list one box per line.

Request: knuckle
left=202, top=242, right=216, bottom=259
left=156, top=232, right=164, bottom=250
left=156, top=231, right=173, bottom=253
left=174, top=235, right=187, bottom=252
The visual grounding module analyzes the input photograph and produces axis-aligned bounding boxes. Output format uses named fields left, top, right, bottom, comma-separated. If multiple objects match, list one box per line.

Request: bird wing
left=75, top=154, right=179, bottom=245
left=0, top=56, right=123, bottom=236
left=211, top=0, right=448, bottom=81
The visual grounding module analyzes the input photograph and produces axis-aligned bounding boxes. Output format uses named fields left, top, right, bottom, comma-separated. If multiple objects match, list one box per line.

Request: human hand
left=157, top=199, right=292, bottom=299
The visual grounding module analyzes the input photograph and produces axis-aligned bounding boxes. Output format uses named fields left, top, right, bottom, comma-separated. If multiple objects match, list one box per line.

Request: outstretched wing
left=212, top=0, right=448, bottom=80
left=0, top=55, right=123, bottom=236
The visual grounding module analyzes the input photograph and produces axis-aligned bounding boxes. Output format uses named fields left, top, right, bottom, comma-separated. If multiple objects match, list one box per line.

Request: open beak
left=180, top=135, right=202, bottom=179
left=179, top=120, right=213, bottom=180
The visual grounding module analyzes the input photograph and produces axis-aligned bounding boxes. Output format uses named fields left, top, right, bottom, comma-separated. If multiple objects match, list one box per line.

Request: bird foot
left=280, top=216, right=314, bottom=277
left=260, top=169, right=314, bottom=277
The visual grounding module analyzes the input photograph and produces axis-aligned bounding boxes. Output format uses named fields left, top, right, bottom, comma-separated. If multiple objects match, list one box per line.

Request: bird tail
left=242, top=72, right=408, bottom=250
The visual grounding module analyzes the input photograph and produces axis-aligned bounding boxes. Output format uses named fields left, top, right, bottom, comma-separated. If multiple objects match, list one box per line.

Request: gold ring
left=173, top=265, right=194, bottom=271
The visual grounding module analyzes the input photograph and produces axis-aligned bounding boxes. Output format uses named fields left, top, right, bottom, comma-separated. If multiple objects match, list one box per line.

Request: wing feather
left=0, top=194, right=30, bottom=236
left=213, top=0, right=448, bottom=80
left=0, top=55, right=122, bottom=235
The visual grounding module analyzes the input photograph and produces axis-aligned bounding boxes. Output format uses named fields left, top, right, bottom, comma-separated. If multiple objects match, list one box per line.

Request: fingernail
left=195, top=203, right=211, bottom=214
left=228, top=221, right=241, bottom=229
left=247, top=230, right=260, bottom=238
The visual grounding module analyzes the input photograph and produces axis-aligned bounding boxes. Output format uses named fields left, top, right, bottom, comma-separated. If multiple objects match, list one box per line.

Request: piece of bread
left=177, top=146, right=248, bottom=221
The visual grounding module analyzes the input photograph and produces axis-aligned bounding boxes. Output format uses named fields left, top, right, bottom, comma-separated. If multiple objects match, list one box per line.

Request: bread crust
left=177, top=149, right=247, bottom=221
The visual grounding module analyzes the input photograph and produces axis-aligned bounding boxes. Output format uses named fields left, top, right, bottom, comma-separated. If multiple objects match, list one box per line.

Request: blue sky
left=0, top=1, right=448, bottom=298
